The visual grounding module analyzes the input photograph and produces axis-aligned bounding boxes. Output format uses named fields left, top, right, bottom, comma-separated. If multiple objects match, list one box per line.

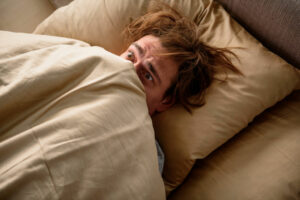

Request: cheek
left=144, top=85, right=164, bottom=104
left=144, top=86, right=155, bottom=103
left=144, top=87, right=166, bottom=115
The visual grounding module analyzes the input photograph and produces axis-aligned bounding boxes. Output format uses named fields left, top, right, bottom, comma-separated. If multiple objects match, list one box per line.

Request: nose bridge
left=134, top=56, right=144, bottom=70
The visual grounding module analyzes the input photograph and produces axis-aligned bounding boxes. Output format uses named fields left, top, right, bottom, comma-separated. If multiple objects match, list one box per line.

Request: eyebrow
left=133, top=42, right=162, bottom=84
left=133, top=43, right=144, bottom=56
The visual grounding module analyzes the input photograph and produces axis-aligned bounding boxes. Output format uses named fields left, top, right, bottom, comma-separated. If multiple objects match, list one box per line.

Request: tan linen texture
left=33, top=0, right=300, bottom=194
left=153, top=0, right=300, bottom=193
left=168, top=91, right=300, bottom=200
left=0, top=31, right=165, bottom=200
left=0, top=0, right=54, bottom=33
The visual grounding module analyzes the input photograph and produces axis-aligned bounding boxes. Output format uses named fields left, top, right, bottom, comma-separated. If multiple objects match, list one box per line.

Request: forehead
left=135, top=35, right=176, bottom=69
left=136, top=35, right=179, bottom=84
left=136, top=35, right=164, bottom=54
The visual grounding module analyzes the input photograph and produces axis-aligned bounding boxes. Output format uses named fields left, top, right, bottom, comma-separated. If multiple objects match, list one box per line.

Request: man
left=121, top=35, right=178, bottom=115
left=120, top=6, right=241, bottom=174
left=120, top=7, right=240, bottom=116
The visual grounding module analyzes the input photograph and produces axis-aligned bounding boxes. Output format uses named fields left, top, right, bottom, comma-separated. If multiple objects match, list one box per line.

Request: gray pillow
left=217, top=0, right=300, bottom=68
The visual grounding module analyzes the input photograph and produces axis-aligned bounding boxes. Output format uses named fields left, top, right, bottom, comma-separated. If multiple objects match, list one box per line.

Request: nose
left=133, top=58, right=143, bottom=71
left=133, top=60, right=142, bottom=70
left=132, top=59, right=146, bottom=84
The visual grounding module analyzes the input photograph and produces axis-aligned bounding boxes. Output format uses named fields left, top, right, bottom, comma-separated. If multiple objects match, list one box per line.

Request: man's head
left=121, top=4, right=240, bottom=115
left=121, top=35, right=178, bottom=116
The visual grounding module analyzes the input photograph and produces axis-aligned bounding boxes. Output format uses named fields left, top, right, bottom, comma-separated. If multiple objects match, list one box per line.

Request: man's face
left=120, top=35, right=179, bottom=116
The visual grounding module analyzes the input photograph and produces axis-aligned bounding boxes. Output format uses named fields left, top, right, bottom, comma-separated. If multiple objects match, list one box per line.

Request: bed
left=0, top=0, right=299, bottom=199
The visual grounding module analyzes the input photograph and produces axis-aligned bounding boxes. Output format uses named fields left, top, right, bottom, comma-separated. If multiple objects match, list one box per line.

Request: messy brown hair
left=123, top=3, right=241, bottom=112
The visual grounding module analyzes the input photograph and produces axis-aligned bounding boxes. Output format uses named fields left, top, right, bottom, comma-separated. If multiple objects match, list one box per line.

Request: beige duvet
left=0, top=31, right=165, bottom=200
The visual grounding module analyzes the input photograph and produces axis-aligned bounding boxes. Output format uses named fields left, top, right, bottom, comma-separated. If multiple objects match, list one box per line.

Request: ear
left=155, top=96, right=175, bottom=113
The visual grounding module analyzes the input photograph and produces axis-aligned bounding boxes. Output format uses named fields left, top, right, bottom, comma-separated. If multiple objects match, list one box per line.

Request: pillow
left=217, top=0, right=300, bottom=68
left=168, top=91, right=300, bottom=200
left=34, top=0, right=300, bottom=195
left=0, top=0, right=54, bottom=33
left=153, top=1, right=299, bottom=194
left=34, top=0, right=208, bottom=55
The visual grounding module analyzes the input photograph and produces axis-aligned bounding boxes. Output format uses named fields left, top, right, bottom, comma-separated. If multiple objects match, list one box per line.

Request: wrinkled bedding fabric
left=0, top=31, right=165, bottom=200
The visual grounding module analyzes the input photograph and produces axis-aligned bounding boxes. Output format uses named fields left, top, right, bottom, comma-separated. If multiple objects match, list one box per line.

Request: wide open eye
left=127, top=51, right=135, bottom=61
left=145, top=72, right=153, bottom=81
